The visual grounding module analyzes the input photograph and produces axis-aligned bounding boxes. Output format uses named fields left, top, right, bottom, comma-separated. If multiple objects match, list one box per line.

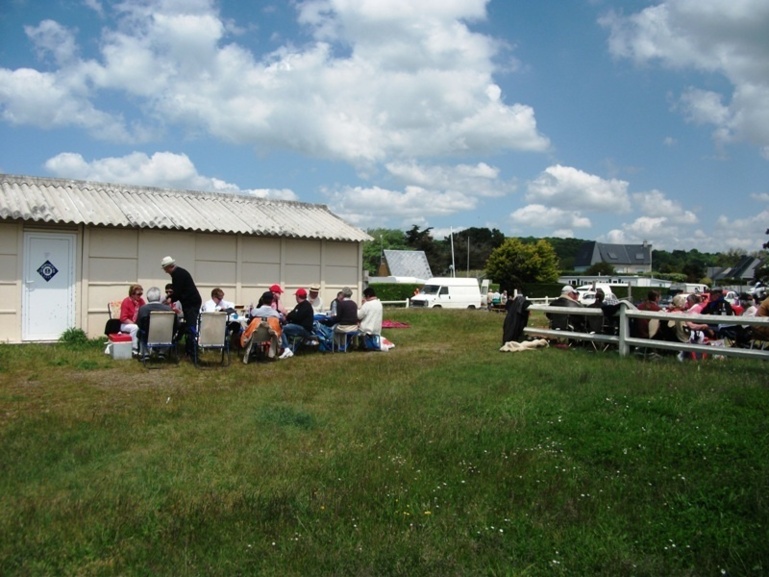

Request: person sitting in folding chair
left=241, top=291, right=282, bottom=363
left=332, top=286, right=359, bottom=352
left=137, top=287, right=179, bottom=361
left=280, top=288, right=315, bottom=359
left=546, top=286, right=586, bottom=331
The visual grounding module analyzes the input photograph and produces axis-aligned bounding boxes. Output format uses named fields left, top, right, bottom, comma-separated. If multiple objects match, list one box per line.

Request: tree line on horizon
left=363, top=226, right=767, bottom=289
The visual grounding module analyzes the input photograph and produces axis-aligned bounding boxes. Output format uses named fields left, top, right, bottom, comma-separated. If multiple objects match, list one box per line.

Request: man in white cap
left=161, top=256, right=202, bottom=357
left=546, top=285, right=585, bottom=332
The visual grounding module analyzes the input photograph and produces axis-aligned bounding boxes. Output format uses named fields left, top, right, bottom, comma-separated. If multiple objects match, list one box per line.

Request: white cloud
left=601, top=0, right=769, bottom=153
left=0, top=0, right=549, bottom=162
left=325, top=159, right=515, bottom=226
left=632, top=189, right=698, bottom=224
left=82, top=0, right=104, bottom=17
left=509, top=204, right=591, bottom=229
left=24, top=20, right=79, bottom=66
left=327, top=184, right=476, bottom=228
left=712, top=210, right=769, bottom=251
left=43, top=151, right=297, bottom=200
left=386, top=161, right=513, bottom=197
left=526, top=164, right=632, bottom=212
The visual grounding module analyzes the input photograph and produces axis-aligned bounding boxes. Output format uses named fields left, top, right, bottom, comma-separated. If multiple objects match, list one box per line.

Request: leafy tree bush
left=59, top=327, right=89, bottom=346
left=368, top=283, right=422, bottom=302
left=585, top=262, right=616, bottom=276
left=485, top=238, right=559, bottom=292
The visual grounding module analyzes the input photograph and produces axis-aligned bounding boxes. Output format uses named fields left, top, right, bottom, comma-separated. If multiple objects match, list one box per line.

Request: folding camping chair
left=194, top=311, right=230, bottom=367
left=140, top=311, right=178, bottom=368
left=332, top=326, right=360, bottom=352
left=242, top=318, right=280, bottom=364
left=104, top=300, right=123, bottom=335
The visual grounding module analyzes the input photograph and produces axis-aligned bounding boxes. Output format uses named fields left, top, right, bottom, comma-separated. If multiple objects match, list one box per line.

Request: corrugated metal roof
left=383, top=249, right=433, bottom=279
left=0, top=173, right=372, bottom=242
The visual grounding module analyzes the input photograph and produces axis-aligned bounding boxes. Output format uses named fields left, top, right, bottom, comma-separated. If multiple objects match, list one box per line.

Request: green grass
left=1, top=309, right=768, bottom=576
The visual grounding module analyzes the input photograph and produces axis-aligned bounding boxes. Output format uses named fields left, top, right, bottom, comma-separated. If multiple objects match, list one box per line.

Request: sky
left=1, top=0, right=768, bottom=253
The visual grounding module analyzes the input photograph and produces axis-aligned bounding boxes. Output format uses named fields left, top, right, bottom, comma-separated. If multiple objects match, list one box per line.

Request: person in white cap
left=308, top=285, right=323, bottom=313
left=161, top=256, right=202, bottom=357
left=546, top=285, right=585, bottom=332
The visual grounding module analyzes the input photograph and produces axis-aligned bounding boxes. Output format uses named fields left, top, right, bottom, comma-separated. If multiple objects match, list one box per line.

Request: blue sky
left=1, top=0, right=768, bottom=253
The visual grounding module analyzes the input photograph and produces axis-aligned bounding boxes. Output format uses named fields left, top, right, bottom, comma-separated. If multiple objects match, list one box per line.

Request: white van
left=410, top=277, right=483, bottom=309
left=575, top=282, right=614, bottom=306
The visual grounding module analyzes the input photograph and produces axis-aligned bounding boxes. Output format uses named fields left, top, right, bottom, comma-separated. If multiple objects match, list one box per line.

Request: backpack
left=313, top=321, right=334, bottom=352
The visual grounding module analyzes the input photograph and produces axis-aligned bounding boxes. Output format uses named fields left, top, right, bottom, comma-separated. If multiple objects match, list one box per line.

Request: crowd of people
left=117, top=255, right=384, bottom=361
left=541, top=284, right=769, bottom=358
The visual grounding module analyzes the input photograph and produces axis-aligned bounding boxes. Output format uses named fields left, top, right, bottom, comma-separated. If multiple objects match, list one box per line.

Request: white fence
left=382, top=299, right=410, bottom=308
left=523, top=303, right=769, bottom=360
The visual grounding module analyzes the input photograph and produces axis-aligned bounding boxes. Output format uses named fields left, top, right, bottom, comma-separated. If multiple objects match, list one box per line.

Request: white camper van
left=575, top=282, right=615, bottom=306
left=410, top=277, right=483, bottom=309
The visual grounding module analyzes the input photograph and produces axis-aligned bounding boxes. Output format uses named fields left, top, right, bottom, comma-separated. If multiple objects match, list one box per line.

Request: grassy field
left=1, top=309, right=768, bottom=576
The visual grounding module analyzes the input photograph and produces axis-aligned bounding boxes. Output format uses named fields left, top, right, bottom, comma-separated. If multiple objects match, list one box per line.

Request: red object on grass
left=108, top=333, right=132, bottom=343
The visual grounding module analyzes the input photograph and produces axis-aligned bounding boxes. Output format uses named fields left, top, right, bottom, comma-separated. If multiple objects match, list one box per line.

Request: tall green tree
left=485, top=238, right=559, bottom=291
left=442, top=227, right=506, bottom=272
left=405, top=225, right=451, bottom=276
left=585, top=262, right=616, bottom=276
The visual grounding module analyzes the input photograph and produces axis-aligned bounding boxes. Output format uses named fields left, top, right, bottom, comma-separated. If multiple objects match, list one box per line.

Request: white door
left=23, top=232, right=76, bottom=341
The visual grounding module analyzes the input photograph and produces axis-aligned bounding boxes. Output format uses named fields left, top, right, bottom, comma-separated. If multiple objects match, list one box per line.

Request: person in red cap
left=269, top=284, right=288, bottom=318
left=279, top=288, right=315, bottom=359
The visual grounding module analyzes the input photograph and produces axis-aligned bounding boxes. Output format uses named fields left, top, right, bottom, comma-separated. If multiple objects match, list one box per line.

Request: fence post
left=618, top=305, right=630, bottom=357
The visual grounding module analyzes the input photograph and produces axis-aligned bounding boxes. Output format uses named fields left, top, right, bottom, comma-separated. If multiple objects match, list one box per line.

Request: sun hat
left=561, top=285, right=576, bottom=295
left=672, top=294, right=688, bottom=309
left=295, top=288, right=307, bottom=298
left=309, top=285, right=320, bottom=292
left=269, top=284, right=283, bottom=294
left=160, top=256, right=175, bottom=268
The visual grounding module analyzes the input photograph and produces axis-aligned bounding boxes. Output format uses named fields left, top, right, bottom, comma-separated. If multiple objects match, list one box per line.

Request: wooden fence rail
left=523, top=303, right=769, bottom=360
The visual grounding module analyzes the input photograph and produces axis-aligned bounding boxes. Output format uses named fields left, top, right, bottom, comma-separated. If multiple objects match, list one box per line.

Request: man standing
left=161, top=256, right=202, bottom=357
left=280, top=288, right=315, bottom=358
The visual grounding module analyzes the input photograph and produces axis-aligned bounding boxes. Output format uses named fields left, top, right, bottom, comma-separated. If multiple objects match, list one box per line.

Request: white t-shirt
left=202, top=298, right=235, bottom=312
left=357, top=298, right=383, bottom=335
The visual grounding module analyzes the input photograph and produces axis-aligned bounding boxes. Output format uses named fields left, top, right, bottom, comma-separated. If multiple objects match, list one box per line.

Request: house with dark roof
left=574, top=241, right=653, bottom=274
left=0, top=173, right=370, bottom=342
left=708, top=256, right=763, bottom=283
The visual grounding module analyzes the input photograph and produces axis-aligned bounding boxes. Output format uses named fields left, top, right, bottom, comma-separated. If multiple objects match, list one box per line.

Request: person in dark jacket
left=161, top=256, right=202, bottom=357
left=280, top=288, right=315, bottom=358
left=546, top=286, right=586, bottom=332
left=502, top=294, right=531, bottom=344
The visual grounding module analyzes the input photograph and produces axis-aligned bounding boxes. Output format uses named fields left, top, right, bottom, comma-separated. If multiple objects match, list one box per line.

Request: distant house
left=370, top=249, right=432, bottom=283
left=0, top=173, right=370, bottom=343
left=574, top=241, right=653, bottom=274
left=708, top=256, right=763, bottom=283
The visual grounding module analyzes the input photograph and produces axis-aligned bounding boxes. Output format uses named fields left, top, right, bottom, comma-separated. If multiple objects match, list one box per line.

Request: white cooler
left=108, top=333, right=133, bottom=360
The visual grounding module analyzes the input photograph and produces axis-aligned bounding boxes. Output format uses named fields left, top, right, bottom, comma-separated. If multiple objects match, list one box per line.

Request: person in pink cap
left=269, top=283, right=288, bottom=318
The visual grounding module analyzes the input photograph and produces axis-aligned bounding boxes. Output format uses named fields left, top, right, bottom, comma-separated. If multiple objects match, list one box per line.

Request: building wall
left=0, top=222, right=21, bottom=342
left=2, top=223, right=363, bottom=342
